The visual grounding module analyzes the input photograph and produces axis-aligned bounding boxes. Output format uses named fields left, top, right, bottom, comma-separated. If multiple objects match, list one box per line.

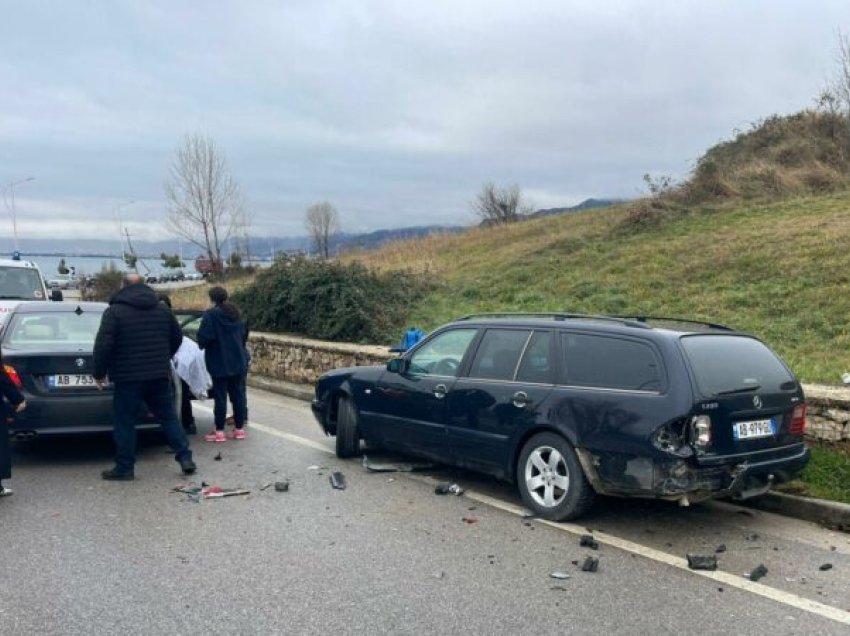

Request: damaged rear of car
left=576, top=330, right=809, bottom=509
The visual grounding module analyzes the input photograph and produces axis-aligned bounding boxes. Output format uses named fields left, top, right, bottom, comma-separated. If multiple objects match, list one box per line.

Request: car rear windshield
left=680, top=334, right=795, bottom=396
left=2, top=311, right=104, bottom=351
left=0, top=266, right=44, bottom=300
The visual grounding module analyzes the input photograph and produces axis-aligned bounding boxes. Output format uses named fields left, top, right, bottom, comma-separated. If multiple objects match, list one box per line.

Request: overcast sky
left=1, top=0, right=848, bottom=242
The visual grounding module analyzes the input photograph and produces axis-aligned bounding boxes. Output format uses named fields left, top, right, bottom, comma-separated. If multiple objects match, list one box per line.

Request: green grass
left=346, top=190, right=850, bottom=384
left=778, top=444, right=850, bottom=505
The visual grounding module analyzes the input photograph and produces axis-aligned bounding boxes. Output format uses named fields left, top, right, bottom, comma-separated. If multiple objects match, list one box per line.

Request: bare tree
left=165, top=134, right=243, bottom=272
left=472, top=182, right=531, bottom=225
left=833, top=30, right=850, bottom=118
left=304, top=201, right=340, bottom=259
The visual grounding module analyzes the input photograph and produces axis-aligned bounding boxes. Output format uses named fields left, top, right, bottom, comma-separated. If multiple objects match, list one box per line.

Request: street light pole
left=3, top=177, right=35, bottom=252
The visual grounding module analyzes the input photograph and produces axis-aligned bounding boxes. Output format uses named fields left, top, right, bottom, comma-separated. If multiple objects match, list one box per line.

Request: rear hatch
left=679, top=334, right=805, bottom=463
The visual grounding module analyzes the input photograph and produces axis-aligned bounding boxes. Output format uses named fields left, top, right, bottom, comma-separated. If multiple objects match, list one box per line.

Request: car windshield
left=0, top=266, right=44, bottom=300
left=680, top=334, right=795, bottom=396
left=2, top=310, right=104, bottom=351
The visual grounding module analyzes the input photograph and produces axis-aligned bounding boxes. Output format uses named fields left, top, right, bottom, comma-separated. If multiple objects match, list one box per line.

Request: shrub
left=232, top=255, right=431, bottom=343
left=82, top=262, right=123, bottom=301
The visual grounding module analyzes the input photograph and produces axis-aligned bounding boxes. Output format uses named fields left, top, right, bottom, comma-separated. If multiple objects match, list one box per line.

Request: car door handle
left=433, top=383, right=448, bottom=399
left=512, top=391, right=529, bottom=408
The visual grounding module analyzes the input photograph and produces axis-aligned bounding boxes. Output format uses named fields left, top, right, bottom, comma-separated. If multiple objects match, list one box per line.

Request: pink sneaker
left=225, top=429, right=236, bottom=439
left=204, top=431, right=226, bottom=443
left=234, top=428, right=247, bottom=440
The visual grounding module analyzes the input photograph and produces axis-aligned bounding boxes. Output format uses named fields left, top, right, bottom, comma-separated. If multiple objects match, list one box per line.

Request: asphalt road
left=1, top=387, right=849, bottom=635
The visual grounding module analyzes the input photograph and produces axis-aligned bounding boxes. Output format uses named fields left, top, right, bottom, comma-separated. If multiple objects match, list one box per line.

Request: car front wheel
left=517, top=432, right=595, bottom=521
left=335, top=395, right=362, bottom=458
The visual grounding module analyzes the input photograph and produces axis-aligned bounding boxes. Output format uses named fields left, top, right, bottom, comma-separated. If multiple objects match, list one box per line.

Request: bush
left=232, top=255, right=431, bottom=343
left=82, top=262, right=123, bottom=301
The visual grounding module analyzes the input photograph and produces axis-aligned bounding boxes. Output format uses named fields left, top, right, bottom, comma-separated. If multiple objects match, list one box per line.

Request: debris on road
left=462, top=516, right=478, bottom=525
left=748, top=564, right=768, bottom=581
left=686, top=554, right=718, bottom=571
left=432, top=571, right=445, bottom=580
left=434, top=483, right=464, bottom=496
left=819, top=563, right=833, bottom=571
left=715, top=544, right=727, bottom=553
left=550, top=585, right=568, bottom=592
left=214, top=452, right=222, bottom=461
left=581, top=556, right=599, bottom=573
left=362, top=455, right=435, bottom=472
left=259, top=483, right=273, bottom=491
left=329, top=472, right=347, bottom=490
left=549, top=572, right=571, bottom=580
left=274, top=480, right=290, bottom=492
left=580, top=534, right=599, bottom=550
left=202, top=487, right=250, bottom=499
left=745, top=533, right=760, bottom=541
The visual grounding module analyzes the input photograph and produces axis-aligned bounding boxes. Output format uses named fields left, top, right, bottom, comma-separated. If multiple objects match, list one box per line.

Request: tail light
left=789, top=403, right=807, bottom=436
left=3, top=364, right=23, bottom=389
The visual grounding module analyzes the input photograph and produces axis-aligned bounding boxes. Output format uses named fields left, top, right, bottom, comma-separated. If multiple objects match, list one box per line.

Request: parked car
left=0, top=258, right=61, bottom=327
left=312, top=313, right=810, bottom=520
left=2, top=301, right=182, bottom=437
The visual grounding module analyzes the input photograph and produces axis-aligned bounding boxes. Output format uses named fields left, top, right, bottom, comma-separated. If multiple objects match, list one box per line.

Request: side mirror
left=386, top=358, right=408, bottom=374
left=50, top=290, right=63, bottom=302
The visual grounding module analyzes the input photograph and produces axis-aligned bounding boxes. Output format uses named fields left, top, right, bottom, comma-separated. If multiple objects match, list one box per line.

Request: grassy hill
left=343, top=190, right=850, bottom=384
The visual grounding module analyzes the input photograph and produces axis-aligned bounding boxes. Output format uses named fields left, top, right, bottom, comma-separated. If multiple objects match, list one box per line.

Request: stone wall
left=248, top=332, right=390, bottom=386
left=246, top=331, right=850, bottom=442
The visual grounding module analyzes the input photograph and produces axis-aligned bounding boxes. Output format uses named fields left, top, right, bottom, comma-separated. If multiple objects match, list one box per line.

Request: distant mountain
left=333, top=225, right=465, bottom=253
left=526, top=198, right=624, bottom=220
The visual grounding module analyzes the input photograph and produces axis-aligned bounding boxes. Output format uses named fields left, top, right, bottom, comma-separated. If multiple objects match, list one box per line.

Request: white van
left=0, top=258, right=59, bottom=326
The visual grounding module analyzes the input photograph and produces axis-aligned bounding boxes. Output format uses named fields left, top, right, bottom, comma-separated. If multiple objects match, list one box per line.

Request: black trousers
left=1, top=420, right=11, bottom=480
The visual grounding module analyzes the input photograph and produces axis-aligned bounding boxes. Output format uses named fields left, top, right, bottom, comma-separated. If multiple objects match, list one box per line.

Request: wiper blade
left=716, top=384, right=761, bottom=395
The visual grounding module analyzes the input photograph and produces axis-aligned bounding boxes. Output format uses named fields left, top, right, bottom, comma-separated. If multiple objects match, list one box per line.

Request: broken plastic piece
left=434, top=483, right=464, bottom=496
left=686, top=554, right=718, bottom=571
left=819, top=563, right=833, bottom=571
left=715, top=544, right=727, bottom=553
left=462, top=516, right=478, bottom=525
left=330, top=472, right=346, bottom=490
left=581, top=556, right=599, bottom=572
left=749, top=564, right=768, bottom=581
left=274, top=480, right=290, bottom=492
left=214, top=452, right=222, bottom=461
left=202, top=487, right=250, bottom=499
left=580, top=534, right=599, bottom=550
left=549, top=572, right=571, bottom=580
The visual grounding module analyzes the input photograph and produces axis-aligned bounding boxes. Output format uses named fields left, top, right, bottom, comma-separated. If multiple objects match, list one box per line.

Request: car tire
left=517, top=432, right=595, bottom=521
left=335, top=395, right=362, bottom=458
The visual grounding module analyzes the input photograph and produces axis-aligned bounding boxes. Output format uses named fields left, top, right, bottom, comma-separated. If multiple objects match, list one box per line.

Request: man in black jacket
left=93, top=274, right=196, bottom=479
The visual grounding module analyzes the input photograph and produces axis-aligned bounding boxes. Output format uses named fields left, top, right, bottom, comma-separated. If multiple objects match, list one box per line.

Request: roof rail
left=454, top=312, right=651, bottom=329
left=613, top=315, right=733, bottom=331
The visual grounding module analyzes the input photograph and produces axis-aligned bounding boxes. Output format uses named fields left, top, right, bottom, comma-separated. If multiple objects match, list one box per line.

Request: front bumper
left=577, top=443, right=810, bottom=501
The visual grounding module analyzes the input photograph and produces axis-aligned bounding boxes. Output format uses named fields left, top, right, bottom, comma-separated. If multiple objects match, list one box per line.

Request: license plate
left=732, top=418, right=776, bottom=440
left=47, top=374, right=97, bottom=388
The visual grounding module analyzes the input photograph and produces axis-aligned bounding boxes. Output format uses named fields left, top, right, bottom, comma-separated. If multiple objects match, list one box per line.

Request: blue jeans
left=212, top=374, right=247, bottom=431
left=112, top=378, right=192, bottom=473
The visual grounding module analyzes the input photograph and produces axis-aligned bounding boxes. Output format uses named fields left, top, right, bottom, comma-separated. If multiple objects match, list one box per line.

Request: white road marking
left=194, top=403, right=850, bottom=626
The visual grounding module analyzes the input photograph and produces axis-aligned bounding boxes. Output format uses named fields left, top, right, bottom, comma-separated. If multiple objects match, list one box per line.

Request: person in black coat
left=197, top=286, right=249, bottom=442
left=93, top=273, right=196, bottom=480
left=0, top=350, right=27, bottom=497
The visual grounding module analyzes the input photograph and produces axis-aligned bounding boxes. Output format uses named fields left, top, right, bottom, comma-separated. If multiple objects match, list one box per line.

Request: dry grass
left=168, top=274, right=257, bottom=310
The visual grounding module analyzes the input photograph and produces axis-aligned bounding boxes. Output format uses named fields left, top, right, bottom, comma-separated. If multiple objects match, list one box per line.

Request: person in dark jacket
left=197, top=286, right=249, bottom=442
left=0, top=350, right=26, bottom=497
left=93, top=273, right=196, bottom=479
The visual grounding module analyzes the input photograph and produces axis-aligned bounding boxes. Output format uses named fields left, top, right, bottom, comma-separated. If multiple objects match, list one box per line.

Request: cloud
left=1, top=0, right=848, bottom=239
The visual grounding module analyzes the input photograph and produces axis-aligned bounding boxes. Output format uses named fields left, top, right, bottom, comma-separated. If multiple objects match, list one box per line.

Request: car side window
left=468, top=329, right=532, bottom=381
left=516, top=331, right=554, bottom=384
left=561, top=333, right=663, bottom=391
left=408, top=328, right=477, bottom=377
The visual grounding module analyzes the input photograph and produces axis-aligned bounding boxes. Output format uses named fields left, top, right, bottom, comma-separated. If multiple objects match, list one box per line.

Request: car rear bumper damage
left=575, top=444, right=810, bottom=505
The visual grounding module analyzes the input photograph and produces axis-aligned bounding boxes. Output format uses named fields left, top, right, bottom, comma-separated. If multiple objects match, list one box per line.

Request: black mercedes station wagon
left=312, top=314, right=810, bottom=520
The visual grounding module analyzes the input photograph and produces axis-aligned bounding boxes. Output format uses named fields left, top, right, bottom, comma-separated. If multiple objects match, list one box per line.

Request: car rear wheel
left=335, top=395, right=361, bottom=458
left=517, top=432, right=595, bottom=521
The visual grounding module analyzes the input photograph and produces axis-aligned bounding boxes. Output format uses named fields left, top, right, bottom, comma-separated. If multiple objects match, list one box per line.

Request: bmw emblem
left=75, top=358, right=86, bottom=369
left=753, top=395, right=762, bottom=409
